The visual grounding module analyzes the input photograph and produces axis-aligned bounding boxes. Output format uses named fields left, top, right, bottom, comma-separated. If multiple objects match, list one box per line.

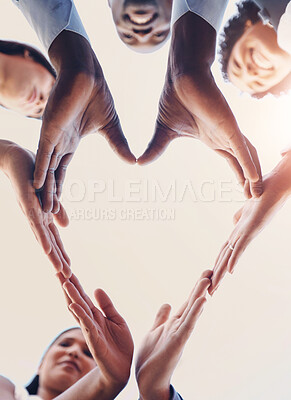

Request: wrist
left=96, top=373, right=128, bottom=400
left=139, top=386, right=171, bottom=400
left=0, top=140, right=19, bottom=173
left=266, top=153, right=291, bottom=200
left=48, top=31, right=96, bottom=76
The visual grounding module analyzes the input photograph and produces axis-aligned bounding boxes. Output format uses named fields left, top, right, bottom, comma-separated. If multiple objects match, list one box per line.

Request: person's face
left=0, top=50, right=55, bottom=118
left=108, top=0, right=172, bottom=53
left=227, top=21, right=291, bottom=94
left=38, top=329, right=96, bottom=395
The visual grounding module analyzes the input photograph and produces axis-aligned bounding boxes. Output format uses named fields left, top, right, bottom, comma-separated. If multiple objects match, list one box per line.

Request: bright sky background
left=1, top=1, right=291, bottom=399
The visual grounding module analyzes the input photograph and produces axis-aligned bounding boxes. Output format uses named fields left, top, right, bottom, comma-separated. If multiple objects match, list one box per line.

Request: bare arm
left=139, top=12, right=262, bottom=198
left=54, top=367, right=121, bottom=400
left=210, top=151, right=291, bottom=294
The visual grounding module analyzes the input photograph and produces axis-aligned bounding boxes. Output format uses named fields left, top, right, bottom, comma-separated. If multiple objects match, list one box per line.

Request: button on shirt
left=171, top=0, right=229, bottom=31
left=12, top=0, right=89, bottom=51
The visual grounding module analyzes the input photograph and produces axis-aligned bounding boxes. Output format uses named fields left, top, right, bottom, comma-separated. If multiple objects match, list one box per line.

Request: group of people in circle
left=1, top=0, right=290, bottom=398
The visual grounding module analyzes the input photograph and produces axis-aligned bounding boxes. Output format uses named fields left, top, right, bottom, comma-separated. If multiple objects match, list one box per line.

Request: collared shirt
left=11, top=0, right=89, bottom=51
left=255, top=0, right=289, bottom=30
left=14, top=386, right=41, bottom=400
left=254, top=0, right=291, bottom=54
left=171, top=0, right=228, bottom=31
left=277, top=1, right=291, bottom=54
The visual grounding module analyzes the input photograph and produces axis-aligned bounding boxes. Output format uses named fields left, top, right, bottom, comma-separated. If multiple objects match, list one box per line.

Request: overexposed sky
left=1, top=1, right=291, bottom=399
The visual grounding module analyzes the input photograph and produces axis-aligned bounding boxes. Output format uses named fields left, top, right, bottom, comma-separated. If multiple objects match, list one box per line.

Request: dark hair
left=25, top=327, right=81, bottom=395
left=0, top=40, right=56, bottom=79
left=219, top=0, right=291, bottom=98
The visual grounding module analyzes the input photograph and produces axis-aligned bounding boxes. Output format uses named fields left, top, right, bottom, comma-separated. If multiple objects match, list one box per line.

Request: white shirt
left=14, top=386, right=41, bottom=400
left=171, top=0, right=228, bottom=31
left=277, top=1, right=291, bottom=54
left=11, top=0, right=89, bottom=51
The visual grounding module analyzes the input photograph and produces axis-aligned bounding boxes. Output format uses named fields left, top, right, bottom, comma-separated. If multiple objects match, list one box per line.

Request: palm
left=136, top=270, right=212, bottom=397
left=210, top=174, right=285, bottom=295
left=5, top=145, right=71, bottom=276
left=136, top=315, right=184, bottom=384
left=82, top=299, right=134, bottom=384
left=59, top=274, right=134, bottom=386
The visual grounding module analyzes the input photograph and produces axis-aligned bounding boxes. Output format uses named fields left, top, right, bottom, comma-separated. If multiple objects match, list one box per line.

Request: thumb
left=138, top=122, right=178, bottom=165
left=233, top=206, right=243, bottom=225
left=100, top=121, right=136, bottom=164
left=94, top=288, right=126, bottom=324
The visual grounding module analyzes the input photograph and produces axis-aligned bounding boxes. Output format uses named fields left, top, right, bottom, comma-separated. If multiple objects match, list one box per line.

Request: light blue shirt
left=171, top=0, right=228, bottom=31
left=12, top=0, right=89, bottom=51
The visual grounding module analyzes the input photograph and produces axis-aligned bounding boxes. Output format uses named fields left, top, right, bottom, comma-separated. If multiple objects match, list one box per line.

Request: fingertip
left=137, top=154, right=151, bottom=166
left=125, top=153, right=137, bottom=165
left=201, top=269, right=213, bottom=279
left=43, top=242, right=52, bottom=255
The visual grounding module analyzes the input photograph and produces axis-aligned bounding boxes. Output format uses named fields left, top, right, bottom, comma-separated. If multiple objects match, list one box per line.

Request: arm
left=0, top=140, right=71, bottom=277
left=136, top=270, right=212, bottom=400
left=0, top=376, right=15, bottom=400
left=14, top=0, right=135, bottom=212
left=57, top=273, right=134, bottom=400
left=209, top=151, right=291, bottom=295
left=138, top=12, right=262, bottom=198
left=55, top=367, right=122, bottom=400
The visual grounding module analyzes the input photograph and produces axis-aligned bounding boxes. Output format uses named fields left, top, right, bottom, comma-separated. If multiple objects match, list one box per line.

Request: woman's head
left=0, top=41, right=56, bottom=118
left=219, top=1, right=291, bottom=97
left=108, top=0, right=172, bottom=53
left=26, top=328, right=96, bottom=397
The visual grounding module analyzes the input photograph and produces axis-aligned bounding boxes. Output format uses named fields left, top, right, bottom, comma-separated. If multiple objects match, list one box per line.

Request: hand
left=209, top=156, right=291, bottom=295
left=136, top=270, right=212, bottom=400
left=57, top=273, right=134, bottom=391
left=34, top=31, right=136, bottom=212
left=138, top=12, right=262, bottom=198
left=3, top=143, right=71, bottom=277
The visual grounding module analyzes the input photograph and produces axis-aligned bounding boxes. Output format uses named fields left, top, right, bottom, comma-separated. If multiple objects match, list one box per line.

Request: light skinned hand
left=209, top=163, right=291, bottom=295
left=34, top=31, right=136, bottom=212
left=136, top=269, right=212, bottom=400
left=57, top=272, right=134, bottom=390
left=4, top=144, right=71, bottom=277
left=138, top=12, right=262, bottom=198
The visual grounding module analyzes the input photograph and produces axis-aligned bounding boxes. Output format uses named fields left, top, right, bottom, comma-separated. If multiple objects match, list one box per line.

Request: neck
left=37, top=386, right=62, bottom=400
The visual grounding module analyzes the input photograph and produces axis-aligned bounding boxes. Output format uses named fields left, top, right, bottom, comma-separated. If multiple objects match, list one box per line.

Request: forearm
left=265, top=152, right=291, bottom=201
left=170, top=14, right=240, bottom=135
left=170, top=12, right=216, bottom=72
left=55, top=367, right=124, bottom=400
left=48, top=31, right=98, bottom=77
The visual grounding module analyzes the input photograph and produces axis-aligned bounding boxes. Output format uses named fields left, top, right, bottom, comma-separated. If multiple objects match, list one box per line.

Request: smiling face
left=108, top=0, right=172, bottom=53
left=227, top=21, right=291, bottom=94
left=0, top=50, right=55, bottom=118
left=37, top=329, right=96, bottom=398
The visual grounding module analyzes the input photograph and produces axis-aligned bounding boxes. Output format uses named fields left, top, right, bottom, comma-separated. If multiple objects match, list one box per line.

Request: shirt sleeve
left=277, top=1, right=291, bottom=55
left=14, top=385, right=29, bottom=400
left=11, top=0, right=89, bottom=51
left=170, top=385, right=184, bottom=400
left=171, top=0, right=228, bottom=31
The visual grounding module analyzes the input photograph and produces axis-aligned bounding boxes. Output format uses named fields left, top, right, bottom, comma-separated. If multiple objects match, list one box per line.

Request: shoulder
left=0, top=375, right=16, bottom=399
